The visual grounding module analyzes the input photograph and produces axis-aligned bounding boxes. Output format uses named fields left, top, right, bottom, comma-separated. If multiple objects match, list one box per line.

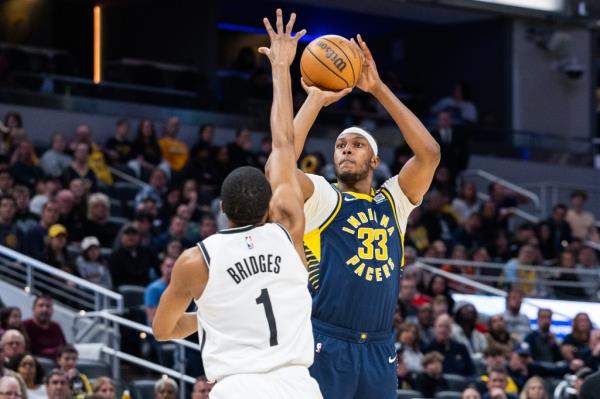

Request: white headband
left=337, top=127, right=378, bottom=156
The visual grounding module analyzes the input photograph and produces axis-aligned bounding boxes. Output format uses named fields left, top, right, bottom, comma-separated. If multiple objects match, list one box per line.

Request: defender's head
left=221, top=167, right=272, bottom=226
left=333, top=127, right=379, bottom=186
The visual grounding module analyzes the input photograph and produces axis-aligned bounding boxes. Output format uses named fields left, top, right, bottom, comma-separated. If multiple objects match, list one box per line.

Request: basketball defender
left=292, top=36, right=441, bottom=398
left=152, top=10, right=322, bottom=398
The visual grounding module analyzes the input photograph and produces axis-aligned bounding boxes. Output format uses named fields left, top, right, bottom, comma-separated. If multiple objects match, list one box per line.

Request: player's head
left=221, top=167, right=272, bottom=227
left=333, top=127, right=379, bottom=186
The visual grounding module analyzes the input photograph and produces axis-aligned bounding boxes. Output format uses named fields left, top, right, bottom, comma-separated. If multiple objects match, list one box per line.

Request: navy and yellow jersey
left=303, top=174, right=418, bottom=333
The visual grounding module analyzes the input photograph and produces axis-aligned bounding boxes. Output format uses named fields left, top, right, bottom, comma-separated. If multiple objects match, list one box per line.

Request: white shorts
left=210, top=366, right=323, bottom=399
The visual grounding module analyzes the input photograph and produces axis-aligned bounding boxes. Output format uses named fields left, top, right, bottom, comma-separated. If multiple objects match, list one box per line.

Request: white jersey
left=195, top=223, right=314, bottom=382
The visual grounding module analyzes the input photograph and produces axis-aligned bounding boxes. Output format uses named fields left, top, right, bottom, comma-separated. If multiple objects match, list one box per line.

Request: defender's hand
left=351, top=34, right=382, bottom=94
left=258, top=9, right=306, bottom=66
left=301, top=78, right=352, bottom=107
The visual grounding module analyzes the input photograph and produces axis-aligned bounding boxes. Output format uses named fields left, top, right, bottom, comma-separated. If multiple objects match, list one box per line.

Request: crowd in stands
left=0, top=108, right=598, bottom=398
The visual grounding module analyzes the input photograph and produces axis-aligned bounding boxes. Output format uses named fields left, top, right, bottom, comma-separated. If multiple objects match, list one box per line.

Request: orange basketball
left=300, top=35, right=363, bottom=91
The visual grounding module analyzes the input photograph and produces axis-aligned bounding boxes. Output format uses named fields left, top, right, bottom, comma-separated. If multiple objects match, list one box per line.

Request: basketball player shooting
left=294, top=35, right=441, bottom=398
left=152, top=9, right=322, bottom=399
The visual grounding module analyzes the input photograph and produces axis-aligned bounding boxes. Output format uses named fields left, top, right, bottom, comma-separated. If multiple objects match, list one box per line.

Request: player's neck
left=337, top=179, right=372, bottom=195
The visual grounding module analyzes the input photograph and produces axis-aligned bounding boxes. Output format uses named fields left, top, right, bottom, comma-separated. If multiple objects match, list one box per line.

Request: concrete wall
left=512, top=19, right=593, bottom=138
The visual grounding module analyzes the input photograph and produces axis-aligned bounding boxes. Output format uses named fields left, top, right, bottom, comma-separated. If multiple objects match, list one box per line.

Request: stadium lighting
left=93, top=5, right=102, bottom=84
left=472, top=0, right=564, bottom=12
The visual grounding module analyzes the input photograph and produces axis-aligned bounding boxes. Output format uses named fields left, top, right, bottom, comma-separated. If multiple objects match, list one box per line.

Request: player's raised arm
left=352, top=34, right=440, bottom=204
left=260, top=9, right=307, bottom=254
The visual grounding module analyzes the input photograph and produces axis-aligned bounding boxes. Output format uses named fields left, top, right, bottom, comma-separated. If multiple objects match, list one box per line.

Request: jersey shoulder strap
left=197, top=240, right=211, bottom=268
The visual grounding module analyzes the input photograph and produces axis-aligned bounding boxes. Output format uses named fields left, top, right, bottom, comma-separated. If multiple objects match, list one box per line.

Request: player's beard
left=334, top=159, right=371, bottom=186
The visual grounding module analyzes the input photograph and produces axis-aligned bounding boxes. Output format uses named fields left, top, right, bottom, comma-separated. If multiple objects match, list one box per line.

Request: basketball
left=300, top=35, right=363, bottom=91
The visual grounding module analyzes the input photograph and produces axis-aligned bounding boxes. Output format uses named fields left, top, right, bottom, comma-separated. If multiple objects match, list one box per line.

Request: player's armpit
left=152, top=247, right=207, bottom=341
left=296, top=169, right=315, bottom=201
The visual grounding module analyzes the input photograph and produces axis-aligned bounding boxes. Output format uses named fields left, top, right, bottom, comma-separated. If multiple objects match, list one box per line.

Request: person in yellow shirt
left=159, top=116, right=189, bottom=172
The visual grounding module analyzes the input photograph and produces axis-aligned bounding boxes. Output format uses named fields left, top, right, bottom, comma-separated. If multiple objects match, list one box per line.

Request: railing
left=0, top=245, right=123, bottom=312
left=415, top=257, right=599, bottom=300
left=109, top=166, right=147, bottom=188
left=521, top=181, right=600, bottom=220
left=461, top=169, right=542, bottom=213
left=74, top=310, right=199, bottom=399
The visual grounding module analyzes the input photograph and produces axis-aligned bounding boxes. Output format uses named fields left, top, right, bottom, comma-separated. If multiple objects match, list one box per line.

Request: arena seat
left=443, top=374, right=469, bottom=392
left=77, top=359, right=111, bottom=380
left=129, top=379, right=156, bottom=399
left=36, top=356, right=56, bottom=375
left=397, top=389, right=424, bottom=399
left=118, top=285, right=146, bottom=311
left=435, top=391, right=463, bottom=399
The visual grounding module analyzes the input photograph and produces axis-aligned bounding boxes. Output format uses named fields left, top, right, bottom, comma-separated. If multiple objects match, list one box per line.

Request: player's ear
left=371, top=155, right=380, bottom=169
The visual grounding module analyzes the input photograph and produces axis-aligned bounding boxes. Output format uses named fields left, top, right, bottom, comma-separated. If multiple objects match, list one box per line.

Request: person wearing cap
left=42, top=224, right=75, bottom=275
left=75, top=236, right=112, bottom=289
left=278, top=34, right=440, bottom=399
left=108, top=223, right=159, bottom=288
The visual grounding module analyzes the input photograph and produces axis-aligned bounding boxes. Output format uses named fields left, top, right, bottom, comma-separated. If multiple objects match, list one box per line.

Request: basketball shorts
left=210, top=365, right=323, bottom=399
left=309, top=318, right=397, bottom=399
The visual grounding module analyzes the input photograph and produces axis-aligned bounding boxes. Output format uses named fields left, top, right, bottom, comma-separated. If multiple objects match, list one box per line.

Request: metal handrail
left=0, top=245, right=123, bottom=311
left=462, top=169, right=541, bottom=210
left=109, top=167, right=147, bottom=188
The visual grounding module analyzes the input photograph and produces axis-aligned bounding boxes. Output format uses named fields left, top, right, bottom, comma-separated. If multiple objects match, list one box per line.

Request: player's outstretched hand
left=258, top=9, right=306, bottom=67
left=351, top=34, right=382, bottom=94
left=300, top=77, right=352, bottom=107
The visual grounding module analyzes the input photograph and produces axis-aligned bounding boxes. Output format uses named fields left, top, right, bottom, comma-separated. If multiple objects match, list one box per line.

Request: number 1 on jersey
left=256, top=288, right=278, bottom=346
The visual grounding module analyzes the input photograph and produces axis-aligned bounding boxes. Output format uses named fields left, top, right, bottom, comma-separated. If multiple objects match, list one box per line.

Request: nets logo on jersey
left=342, top=209, right=397, bottom=283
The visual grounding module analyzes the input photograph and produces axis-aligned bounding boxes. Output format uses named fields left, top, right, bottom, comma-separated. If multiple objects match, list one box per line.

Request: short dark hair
left=116, top=118, right=129, bottom=127
left=8, top=354, right=45, bottom=385
left=0, top=194, right=15, bottom=206
left=33, top=294, right=53, bottom=307
left=538, top=308, right=552, bottom=318
left=483, top=346, right=505, bottom=358
left=553, top=203, right=567, bottom=212
left=422, top=351, right=444, bottom=366
left=570, top=190, right=588, bottom=201
left=488, top=366, right=508, bottom=377
left=57, top=344, right=78, bottom=359
left=221, top=167, right=271, bottom=226
left=45, top=368, right=67, bottom=385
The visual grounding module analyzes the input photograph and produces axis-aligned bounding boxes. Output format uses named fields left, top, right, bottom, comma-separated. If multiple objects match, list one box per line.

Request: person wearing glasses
left=7, top=354, right=43, bottom=399
left=0, top=375, right=22, bottom=398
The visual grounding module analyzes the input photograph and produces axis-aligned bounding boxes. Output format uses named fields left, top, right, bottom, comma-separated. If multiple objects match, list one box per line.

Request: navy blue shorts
left=309, top=319, right=397, bottom=399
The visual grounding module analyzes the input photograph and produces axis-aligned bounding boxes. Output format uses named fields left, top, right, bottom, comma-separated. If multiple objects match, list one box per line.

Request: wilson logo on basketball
left=316, top=41, right=347, bottom=72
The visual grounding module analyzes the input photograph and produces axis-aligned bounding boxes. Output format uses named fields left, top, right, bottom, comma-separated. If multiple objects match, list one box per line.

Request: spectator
left=131, top=210, right=155, bottom=247
left=0, top=308, right=28, bottom=344
left=566, top=190, right=599, bottom=241
left=40, top=133, right=72, bottom=178
left=551, top=250, right=585, bottom=300
left=154, top=377, right=177, bottom=399
left=503, top=246, right=538, bottom=296
left=483, top=367, right=517, bottom=399
left=577, top=247, right=600, bottom=299
left=396, top=350, right=417, bottom=390
left=0, top=169, right=13, bottom=196
left=91, top=377, right=116, bottom=399
left=0, top=375, right=22, bottom=399
left=108, top=223, right=158, bottom=288
left=29, top=175, right=60, bottom=217
left=399, top=278, right=418, bottom=320
left=422, top=190, right=458, bottom=245
left=518, top=376, right=547, bottom=399
left=416, top=351, right=448, bottom=398
left=105, top=119, right=133, bottom=165
left=9, top=141, right=43, bottom=191
left=159, top=116, right=189, bottom=173
left=0, top=330, right=26, bottom=365
left=22, top=296, right=66, bottom=359
left=502, top=289, right=531, bottom=340
left=452, top=181, right=480, bottom=224
left=134, top=168, right=167, bottom=209
left=152, top=216, right=192, bottom=254
left=12, top=185, right=35, bottom=224
left=397, top=323, right=423, bottom=373
left=580, top=370, right=600, bottom=399
left=431, top=81, right=478, bottom=124
left=55, top=189, right=83, bottom=241
left=536, top=222, right=557, bottom=262
left=62, top=142, right=97, bottom=193
left=575, top=367, right=595, bottom=397
left=579, top=329, right=600, bottom=370
left=56, top=344, right=92, bottom=396
left=227, top=127, right=255, bottom=169
left=431, top=111, right=470, bottom=180
left=562, top=312, right=592, bottom=361
left=463, top=387, right=482, bottom=399
left=0, top=195, right=19, bottom=249
left=144, top=256, right=175, bottom=325
left=190, top=124, right=216, bottom=159
left=76, top=236, right=112, bottom=289
left=186, top=214, right=217, bottom=243
left=406, top=207, right=430, bottom=253
left=432, top=295, right=450, bottom=319
left=416, top=303, right=435, bottom=346
left=485, top=315, right=519, bottom=358
left=546, top=204, right=572, bottom=251
left=452, top=212, right=484, bottom=251
left=42, top=224, right=75, bottom=275
left=129, top=119, right=166, bottom=179
left=424, top=314, right=475, bottom=376
left=191, top=376, right=213, bottom=399
left=489, top=230, right=511, bottom=264
left=45, top=369, right=71, bottom=399
left=9, top=353, right=45, bottom=399
left=427, top=275, right=455, bottom=314
left=69, top=178, right=89, bottom=225
left=523, top=308, right=562, bottom=363
left=480, top=347, right=519, bottom=395
left=83, top=193, right=119, bottom=248
left=452, top=302, right=488, bottom=359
